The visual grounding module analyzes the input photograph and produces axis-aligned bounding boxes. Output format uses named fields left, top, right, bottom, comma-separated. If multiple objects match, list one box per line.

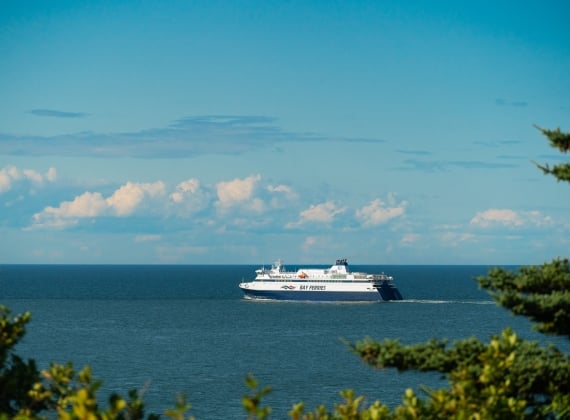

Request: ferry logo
left=281, top=285, right=296, bottom=290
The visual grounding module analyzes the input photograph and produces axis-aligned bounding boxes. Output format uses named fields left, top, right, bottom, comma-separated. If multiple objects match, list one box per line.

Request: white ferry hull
left=239, top=281, right=387, bottom=302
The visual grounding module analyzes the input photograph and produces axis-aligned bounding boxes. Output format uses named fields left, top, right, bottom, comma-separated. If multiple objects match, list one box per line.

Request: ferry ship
left=239, top=259, right=403, bottom=302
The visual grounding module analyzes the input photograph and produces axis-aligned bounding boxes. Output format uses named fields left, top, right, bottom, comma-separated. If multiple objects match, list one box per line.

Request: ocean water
left=0, top=264, right=567, bottom=419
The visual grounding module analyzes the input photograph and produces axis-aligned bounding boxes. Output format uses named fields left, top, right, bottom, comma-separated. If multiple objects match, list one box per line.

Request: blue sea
left=1, top=264, right=567, bottom=419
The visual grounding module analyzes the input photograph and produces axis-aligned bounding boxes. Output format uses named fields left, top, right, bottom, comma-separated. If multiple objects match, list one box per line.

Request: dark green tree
left=533, top=125, right=570, bottom=183
left=478, top=125, right=570, bottom=338
left=478, top=258, right=570, bottom=338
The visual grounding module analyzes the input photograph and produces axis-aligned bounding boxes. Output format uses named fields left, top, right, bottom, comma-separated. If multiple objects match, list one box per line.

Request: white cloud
left=266, top=184, right=298, bottom=208
left=267, top=184, right=289, bottom=193
left=470, top=208, right=552, bottom=228
left=28, top=175, right=271, bottom=230
left=215, top=174, right=263, bottom=212
left=31, top=191, right=107, bottom=228
left=267, top=184, right=296, bottom=198
left=22, top=169, right=44, bottom=184
left=169, top=178, right=209, bottom=216
left=107, top=181, right=166, bottom=216
left=31, top=181, right=166, bottom=229
left=170, top=178, right=200, bottom=203
left=287, top=201, right=345, bottom=227
left=355, top=197, right=407, bottom=227
left=49, top=191, right=108, bottom=218
left=0, top=170, right=11, bottom=193
left=0, top=165, right=57, bottom=193
left=526, top=210, right=554, bottom=227
left=470, top=209, right=522, bottom=227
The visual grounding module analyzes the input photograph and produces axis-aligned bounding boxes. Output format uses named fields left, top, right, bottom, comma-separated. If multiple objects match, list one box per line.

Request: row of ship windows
left=261, top=279, right=371, bottom=283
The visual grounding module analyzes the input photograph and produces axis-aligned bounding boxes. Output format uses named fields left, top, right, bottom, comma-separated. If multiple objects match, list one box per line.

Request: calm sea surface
left=1, top=265, right=567, bottom=419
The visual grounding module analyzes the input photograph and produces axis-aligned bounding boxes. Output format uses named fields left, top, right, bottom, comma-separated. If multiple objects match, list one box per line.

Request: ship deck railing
left=256, top=274, right=392, bottom=283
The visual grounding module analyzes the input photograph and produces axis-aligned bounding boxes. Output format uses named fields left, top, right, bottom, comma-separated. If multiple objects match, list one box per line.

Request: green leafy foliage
left=0, top=306, right=43, bottom=416
left=350, top=328, right=569, bottom=418
left=288, top=389, right=392, bottom=419
left=242, top=374, right=272, bottom=419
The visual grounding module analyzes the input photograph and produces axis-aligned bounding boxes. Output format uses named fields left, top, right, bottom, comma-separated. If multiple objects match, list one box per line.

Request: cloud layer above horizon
left=2, top=158, right=567, bottom=265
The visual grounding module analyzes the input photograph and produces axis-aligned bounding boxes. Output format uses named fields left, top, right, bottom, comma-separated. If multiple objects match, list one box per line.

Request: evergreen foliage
left=533, top=125, right=570, bottom=182
left=1, top=126, right=569, bottom=418
left=477, top=259, right=570, bottom=337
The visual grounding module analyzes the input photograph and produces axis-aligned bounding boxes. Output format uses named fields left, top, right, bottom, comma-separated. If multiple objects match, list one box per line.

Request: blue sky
left=1, top=0, right=568, bottom=264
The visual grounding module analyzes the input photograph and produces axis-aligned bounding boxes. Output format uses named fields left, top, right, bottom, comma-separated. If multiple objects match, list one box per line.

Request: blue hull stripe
left=240, top=289, right=385, bottom=302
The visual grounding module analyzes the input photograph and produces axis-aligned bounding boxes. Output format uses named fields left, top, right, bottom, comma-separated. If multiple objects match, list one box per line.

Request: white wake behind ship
left=239, top=258, right=403, bottom=302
